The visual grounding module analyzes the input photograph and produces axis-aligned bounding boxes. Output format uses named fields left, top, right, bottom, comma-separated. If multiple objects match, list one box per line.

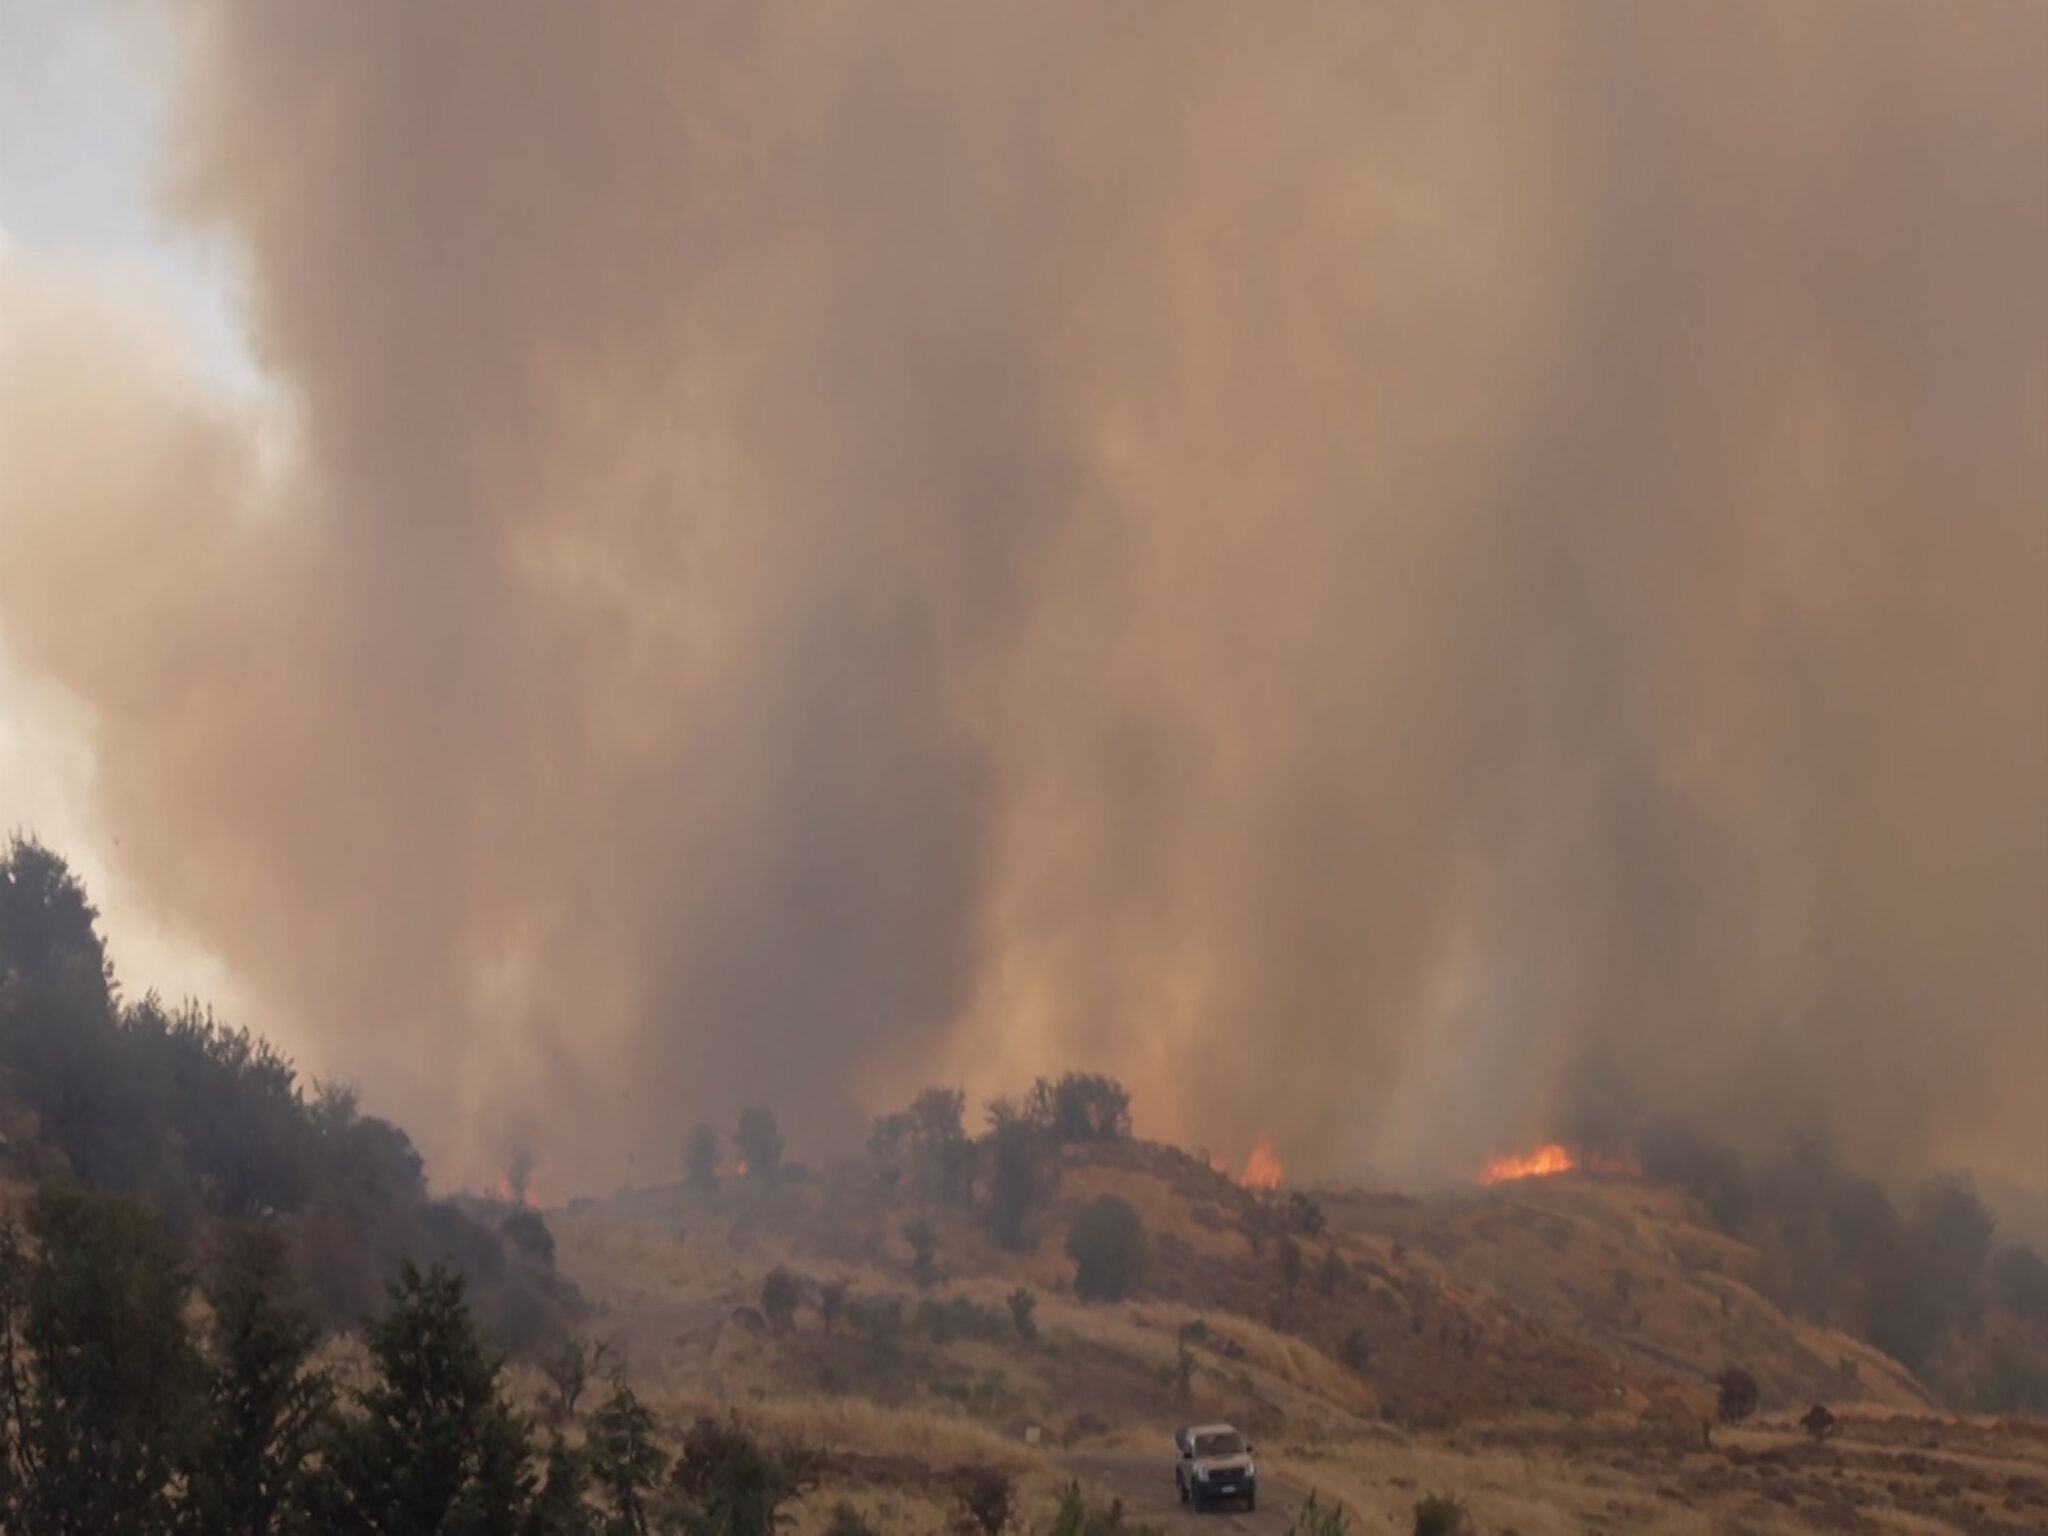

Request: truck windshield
left=1195, top=1433, right=1245, bottom=1458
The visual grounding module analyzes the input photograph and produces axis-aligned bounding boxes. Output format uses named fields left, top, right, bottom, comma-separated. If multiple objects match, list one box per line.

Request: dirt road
left=1059, top=1451, right=1307, bottom=1535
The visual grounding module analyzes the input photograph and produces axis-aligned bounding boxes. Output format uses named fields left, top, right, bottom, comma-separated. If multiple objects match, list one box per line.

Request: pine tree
left=586, top=1380, right=669, bottom=1535
left=188, top=1224, right=333, bottom=1535
left=313, top=1262, right=534, bottom=1535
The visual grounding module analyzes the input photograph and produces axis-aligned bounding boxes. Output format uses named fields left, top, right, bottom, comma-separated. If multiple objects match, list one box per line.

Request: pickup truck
left=1174, top=1423, right=1257, bottom=1512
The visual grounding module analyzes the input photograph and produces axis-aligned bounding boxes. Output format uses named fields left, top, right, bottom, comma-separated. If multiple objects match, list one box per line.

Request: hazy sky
left=1, top=2, right=2042, bottom=1198
left=0, top=0, right=258, bottom=1018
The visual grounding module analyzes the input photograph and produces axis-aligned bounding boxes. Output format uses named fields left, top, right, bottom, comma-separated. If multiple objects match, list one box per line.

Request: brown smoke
left=0, top=2, right=2042, bottom=1192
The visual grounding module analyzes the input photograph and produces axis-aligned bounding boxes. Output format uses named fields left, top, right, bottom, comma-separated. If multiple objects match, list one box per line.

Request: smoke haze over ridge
left=0, top=1, right=2042, bottom=1193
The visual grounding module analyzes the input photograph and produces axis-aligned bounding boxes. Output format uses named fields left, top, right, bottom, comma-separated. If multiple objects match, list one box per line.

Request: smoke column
left=0, top=1, right=2042, bottom=1191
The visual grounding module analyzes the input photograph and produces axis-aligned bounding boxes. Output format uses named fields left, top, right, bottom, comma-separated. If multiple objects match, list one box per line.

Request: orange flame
left=1239, top=1137, right=1285, bottom=1190
left=1479, top=1142, right=1639, bottom=1186
left=1479, top=1142, right=1579, bottom=1185
left=491, top=1172, right=543, bottom=1208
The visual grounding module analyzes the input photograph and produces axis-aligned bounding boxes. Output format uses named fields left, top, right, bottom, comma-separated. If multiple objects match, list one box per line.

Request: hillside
left=540, top=1138, right=2048, bottom=1534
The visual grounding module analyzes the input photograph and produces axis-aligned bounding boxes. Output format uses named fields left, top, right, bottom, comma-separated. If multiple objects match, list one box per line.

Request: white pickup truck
left=1173, top=1423, right=1257, bottom=1512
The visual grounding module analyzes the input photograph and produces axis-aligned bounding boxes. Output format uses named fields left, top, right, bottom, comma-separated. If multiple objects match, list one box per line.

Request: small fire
left=1214, top=1136, right=1287, bottom=1190
left=1479, top=1142, right=1580, bottom=1185
left=1478, top=1142, right=1639, bottom=1187
left=491, top=1173, right=544, bottom=1209
left=1241, top=1137, right=1285, bottom=1189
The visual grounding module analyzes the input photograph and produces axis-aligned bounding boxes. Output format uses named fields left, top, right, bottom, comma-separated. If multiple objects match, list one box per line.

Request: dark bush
left=985, top=1115, right=1055, bottom=1252
left=1066, top=1196, right=1146, bottom=1303
left=1318, top=1247, right=1347, bottom=1299
left=826, top=1501, right=880, bottom=1536
left=819, top=1277, right=849, bottom=1336
left=1007, top=1286, right=1037, bottom=1343
left=1289, top=1193, right=1327, bottom=1238
left=671, top=1414, right=814, bottom=1536
left=1411, top=1493, right=1468, bottom=1536
left=501, top=1208, right=556, bottom=1268
left=954, top=1466, right=1015, bottom=1536
left=1025, top=1074, right=1133, bottom=1143
left=1341, top=1328, right=1372, bottom=1373
left=903, top=1214, right=939, bottom=1289
left=1715, top=1366, right=1760, bottom=1423
left=735, top=1107, right=784, bottom=1179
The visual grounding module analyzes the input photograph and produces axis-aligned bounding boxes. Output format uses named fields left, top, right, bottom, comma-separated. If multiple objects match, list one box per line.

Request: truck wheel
left=1245, top=1491, right=1257, bottom=1513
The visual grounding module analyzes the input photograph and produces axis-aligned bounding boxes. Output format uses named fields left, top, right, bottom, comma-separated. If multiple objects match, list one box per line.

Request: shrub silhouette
left=1066, top=1196, right=1146, bottom=1303
left=985, top=1114, right=1054, bottom=1252
left=1289, top=1193, right=1327, bottom=1238
left=1716, top=1366, right=1760, bottom=1423
left=1801, top=1402, right=1838, bottom=1441
left=1025, top=1073, right=1133, bottom=1143
left=1007, top=1287, right=1038, bottom=1343
left=734, top=1107, right=784, bottom=1179
left=819, top=1277, right=849, bottom=1337
left=903, top=1215, right=939, bottom=1290
left=955, top=1466, right=1015, bottom=1536
left=670, top=1413, right=814, bottom=1536
left=501, top=1208, right=556, bottom=1268
left=826, top=1501, right=880, bottom=1536
left=1411, top=1493, right=1468, bottom=1536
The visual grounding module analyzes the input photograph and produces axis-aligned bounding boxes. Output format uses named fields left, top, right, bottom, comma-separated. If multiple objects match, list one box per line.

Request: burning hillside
left=1213, top=1136, right=1286, bottom=1190
left=1478, top=1142, right=1639, bottom=1187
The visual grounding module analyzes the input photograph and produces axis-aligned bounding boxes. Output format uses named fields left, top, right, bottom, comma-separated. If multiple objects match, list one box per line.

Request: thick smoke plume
left=0, top=2, right=2042, bottom=1192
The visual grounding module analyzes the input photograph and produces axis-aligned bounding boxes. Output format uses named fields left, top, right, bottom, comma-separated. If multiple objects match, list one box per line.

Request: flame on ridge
left=1478, top=1142, right=1640, bottom=1187
left=1213, top=1136, right=1287, bottom=1189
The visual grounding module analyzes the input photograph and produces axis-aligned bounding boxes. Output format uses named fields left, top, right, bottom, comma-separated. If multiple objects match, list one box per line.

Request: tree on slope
left=312, top=1262, right=534, bottom=1535
left=0, top=1185, right=207, bottom=1535
left=187, top=1224, right=333, bottom=1535
left=586, top=1380, right=669, bottom=1535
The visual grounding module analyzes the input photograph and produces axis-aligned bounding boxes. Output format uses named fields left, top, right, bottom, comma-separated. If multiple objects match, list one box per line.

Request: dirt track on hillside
left=1060, top=1452, right=1307, bottom=1535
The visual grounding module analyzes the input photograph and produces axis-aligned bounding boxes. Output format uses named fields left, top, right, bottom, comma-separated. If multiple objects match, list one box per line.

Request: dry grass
left=1273, top=1439, right=1737, bottom=1536
left=639, top=1390, right=1046, bottom=1471
left=535, top=1156, right=2048, bottom=1535
left=1035, top=1292, right=1375, bottom=1430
